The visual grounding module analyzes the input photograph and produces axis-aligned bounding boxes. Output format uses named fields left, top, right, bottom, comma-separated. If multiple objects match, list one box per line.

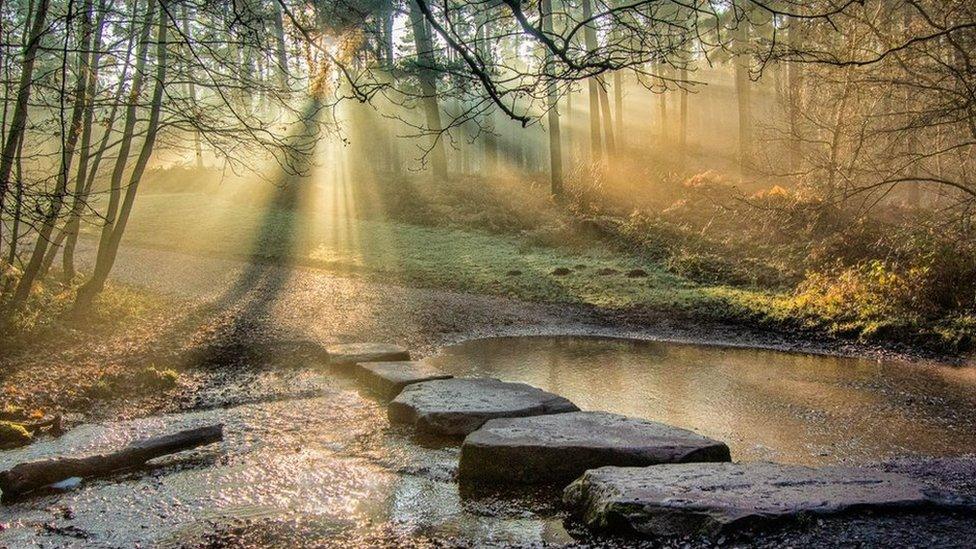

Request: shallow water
left=425, top=336, right=976, bottom=465
left=0, top=369, right=573, bottom=548
left=1, top=336, right=974, bottom=547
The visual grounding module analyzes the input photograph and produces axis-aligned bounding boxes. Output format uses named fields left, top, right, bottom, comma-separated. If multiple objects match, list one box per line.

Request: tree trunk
left=902, top=6, right=920, bottom=206
left=381, top=4, right=394, bottom=66
left=734, top=19, right=753, bottom=172
left=74, top=0, right=162, bottom=312
left=657, top=66, right=668, bottom=144
left=679, top=67, right=689, bottom=157
left=181, top=3, right=203, bottom=168
left=613, top=70, right=624, bottom=147
left=407, top=0, right=447, bottom=179
left=0, top=0, right=50, bottom=236
left=0, top=425, right=222, bottom=500
left=62, top=23, right=138, bottom=279
left=4, top=134, right=24, bottom=272
left=43, top=0, right=109, bottom=281
left=786, top=17, right=803, bottom=173
left=11, top=0, right=94, bottom=307
left=475, top=16, right=496, bottom=175
left=582, top=0, right=602, bottom=163
left=542, top=0, right=562, bottom=196
left=826, top=67, right=854, bottom=197
left=565, top=85, right=575, bottom=161
left=598, top=78, right=615, bottom=157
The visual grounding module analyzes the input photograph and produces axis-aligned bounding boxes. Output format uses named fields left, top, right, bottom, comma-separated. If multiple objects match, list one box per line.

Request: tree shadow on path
left=139, top=99, right=328, bottom=373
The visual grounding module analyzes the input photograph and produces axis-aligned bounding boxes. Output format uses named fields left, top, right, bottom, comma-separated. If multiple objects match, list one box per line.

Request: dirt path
left=0, top=237, right=944, bottom=424
left=2, top=241, right=975, bottom=548
left=78, top=239, right=909, bottom=359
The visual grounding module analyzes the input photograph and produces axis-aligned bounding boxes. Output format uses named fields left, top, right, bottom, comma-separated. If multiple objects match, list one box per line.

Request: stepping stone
left=326, top=343, right=409, bottom=368
left=356, top=361, right=453, bottom=400
left=458, top=411, right=730, bottom=484
left=388, top=378, right=579, bottom=436
left=564, top=462, right=975, bottom=537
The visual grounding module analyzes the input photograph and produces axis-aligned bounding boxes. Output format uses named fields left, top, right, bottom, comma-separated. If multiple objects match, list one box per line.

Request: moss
left=0, top=421, right=32, bottom=449
left=87, top=379, right=118, bottom=400
left=136, top=367, right=180, bottom=389
left=84, top=367, right=179, bottom=403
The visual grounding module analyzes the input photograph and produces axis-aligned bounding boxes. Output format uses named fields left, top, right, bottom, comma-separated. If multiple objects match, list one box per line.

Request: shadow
left=131, top=99, right=327, bottom=372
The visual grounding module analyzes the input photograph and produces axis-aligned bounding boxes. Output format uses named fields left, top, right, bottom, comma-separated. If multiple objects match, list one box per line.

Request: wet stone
left=458, top=411, right=730, bottom=485
left=564, top=461, right=976, bottom=538
left=356, top=361, right=453, bottom=400
left=388, top=378, right=579, bottom=436
left=326, top=343, right=410, bottom=369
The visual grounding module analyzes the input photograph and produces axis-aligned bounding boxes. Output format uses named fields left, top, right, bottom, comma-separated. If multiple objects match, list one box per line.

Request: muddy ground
left=1, top=243, right=975, bottom=548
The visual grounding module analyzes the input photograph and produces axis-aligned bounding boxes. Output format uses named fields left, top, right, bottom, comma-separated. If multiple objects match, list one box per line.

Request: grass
left=90, top=192, right=767, bottom=315
left=0, top=273, right=170, bottom=353
left=81, top=190, right=972, bottom=352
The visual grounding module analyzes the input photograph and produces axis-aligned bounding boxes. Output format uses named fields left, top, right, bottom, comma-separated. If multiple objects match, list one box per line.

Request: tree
left=543, top=0, right=562, bottom=195
left=733, top=9, right=753, bottom=172
left=407, top=0, right=448, bottom=179
left=74, top=0, right=166, bottom=311
left=0, top=0, right=51, bottom=244
left=11, top=0, right=94, bottom=308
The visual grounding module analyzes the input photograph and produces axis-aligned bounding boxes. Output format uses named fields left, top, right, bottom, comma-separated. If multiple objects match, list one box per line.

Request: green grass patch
left=95, top=191, right=973, bottom=352
left=101, top=193, right=756, bottom=313
left=0, top=272, right=170, bottom=353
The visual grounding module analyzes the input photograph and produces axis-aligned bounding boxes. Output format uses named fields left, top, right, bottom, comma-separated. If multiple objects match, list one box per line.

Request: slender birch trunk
left=12, top=0, right=95, bottom=307
left=582, top=0, right=601, bottom=163
left=542, top=0, right=562, bottom=195
left=408, top=0, right=448, bottom=179
left=73, top=0, right=159, bottom=311
left=0, top=0, right=50, bottom=244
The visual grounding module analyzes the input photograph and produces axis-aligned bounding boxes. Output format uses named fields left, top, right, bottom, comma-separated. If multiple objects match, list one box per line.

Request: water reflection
left=424, top=336, right=976, bottom=464
left=0, top=371, right=573, bottom=547
left=2, top=338, right=973, bottom=546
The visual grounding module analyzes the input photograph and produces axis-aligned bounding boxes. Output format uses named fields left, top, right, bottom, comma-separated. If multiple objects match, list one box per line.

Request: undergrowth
left=95, top=164, right=976, bottom=354
left=0, top=265, right=168, bottom=353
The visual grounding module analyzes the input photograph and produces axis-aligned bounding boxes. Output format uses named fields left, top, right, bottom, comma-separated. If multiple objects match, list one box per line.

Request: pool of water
left=0, top=367, right=575, bottom=548
left=1, top=336, right=973, bottom=547
left=425, top=336, right=976, bottom=465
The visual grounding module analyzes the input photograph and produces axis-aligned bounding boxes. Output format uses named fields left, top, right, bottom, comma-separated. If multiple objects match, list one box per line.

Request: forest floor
left=2, top=237, right=976, bottom=548
left=2, top=237, right=899, bottom=423
left=4, top=185, right=969, bottom=425
left=74, top=191, right=968, bottom=357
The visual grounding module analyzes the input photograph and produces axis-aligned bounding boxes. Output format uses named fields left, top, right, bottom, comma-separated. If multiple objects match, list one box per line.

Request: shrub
left=667, top=251, right=777, bottom=287
left=791, top=261, right=916, bottom=325
left=784, top=255, right=976, bottom=349
left=0, top=275, right=166, bottom=353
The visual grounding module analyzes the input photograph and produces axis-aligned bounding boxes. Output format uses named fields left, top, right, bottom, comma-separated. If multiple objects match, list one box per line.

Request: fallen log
left=0, top=424, right=223, bottom=499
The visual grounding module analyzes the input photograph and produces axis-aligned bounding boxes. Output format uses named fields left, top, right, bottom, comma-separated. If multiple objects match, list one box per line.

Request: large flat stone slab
left=459, top=412, right=730, bottom=484
left=326, top=343, right=410, bottom=368
left=388, top=378, right=579, bottom=436
left=564, top=462, right=974, bottom=537
left=356, top=361, right=453, bottom=400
